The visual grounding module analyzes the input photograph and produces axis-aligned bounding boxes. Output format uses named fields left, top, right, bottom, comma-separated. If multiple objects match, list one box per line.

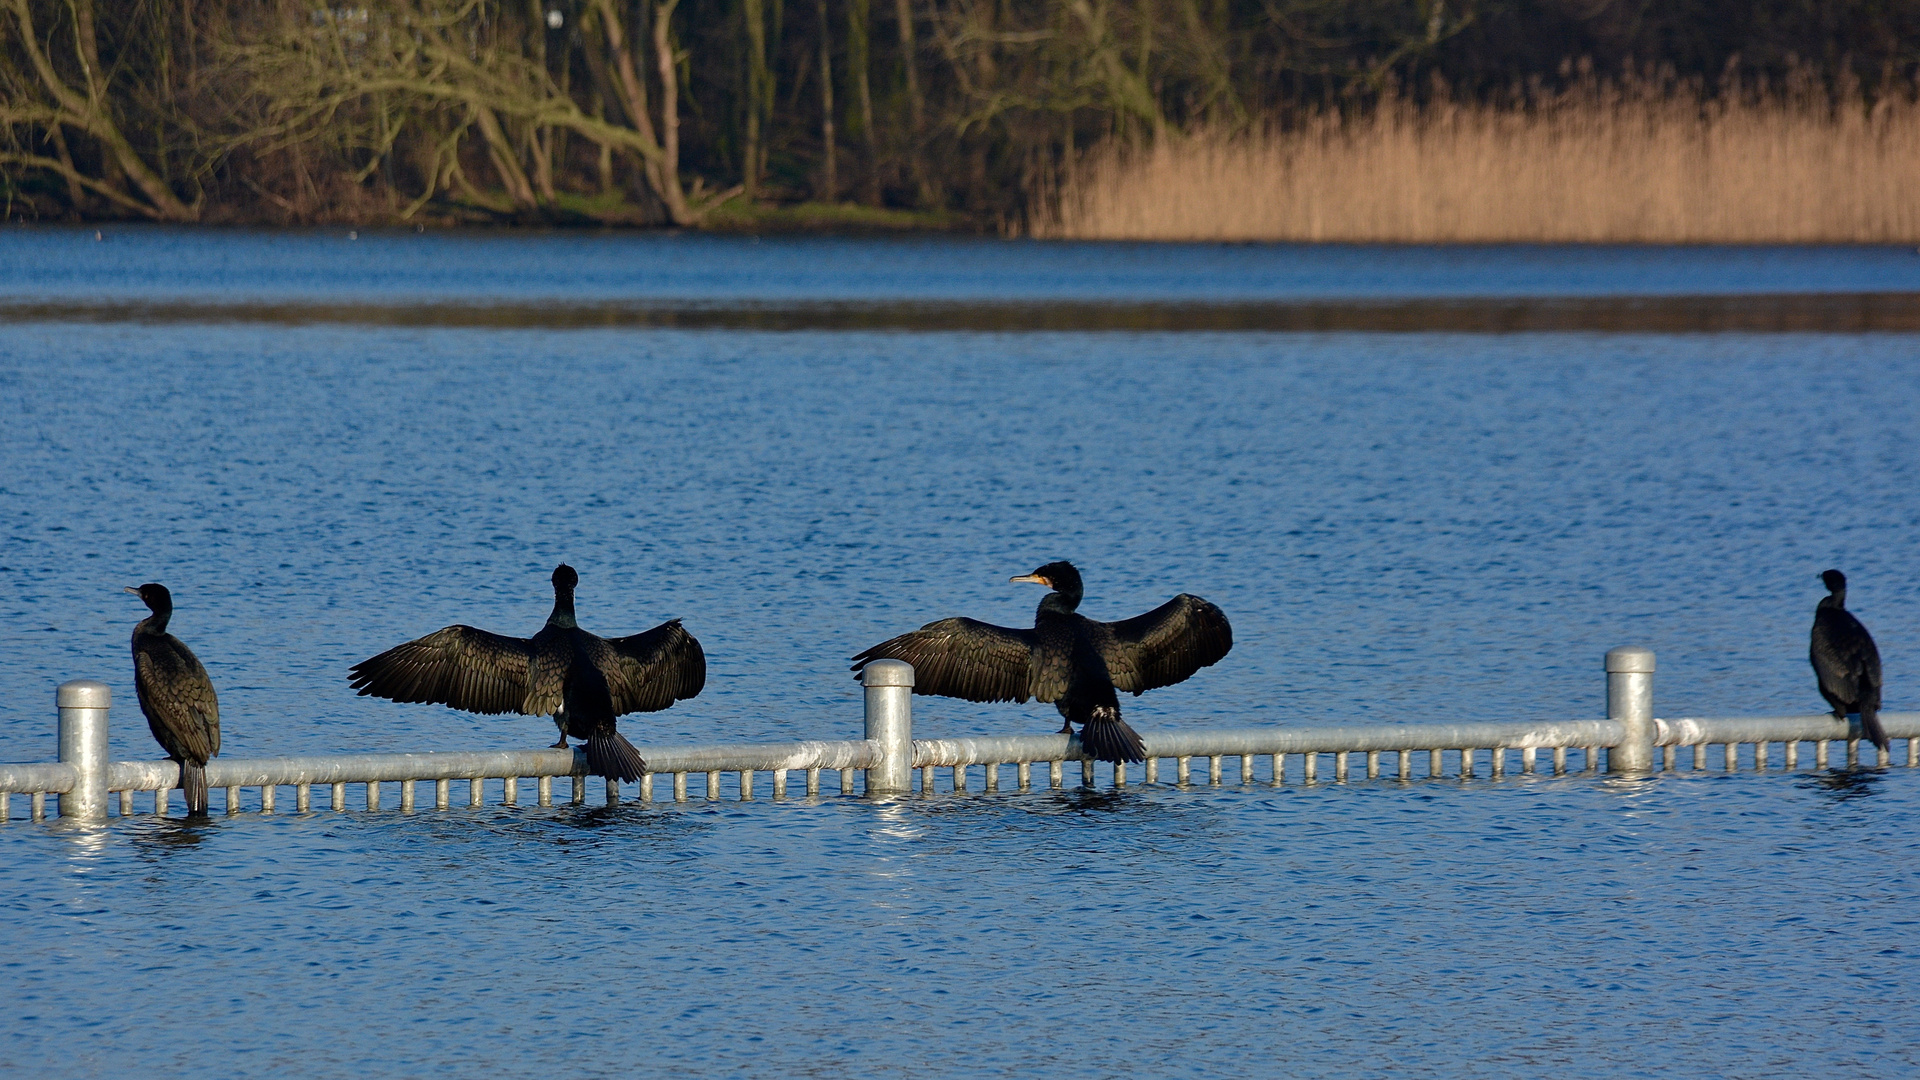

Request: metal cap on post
left=862, top=660, right=914, bottom=795
left=1605, top=646, right=1655, bottom=774
left=57, top=679, right=111, bottom=822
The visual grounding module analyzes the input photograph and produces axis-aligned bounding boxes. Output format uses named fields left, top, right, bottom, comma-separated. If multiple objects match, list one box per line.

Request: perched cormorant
left=1810, top=569, right=1888, bottom=753
left=347, top=564, right=704, bottom=782
left=850, top=561, right=1233, bottom=763
left=126, top=583, right=221, bottom=816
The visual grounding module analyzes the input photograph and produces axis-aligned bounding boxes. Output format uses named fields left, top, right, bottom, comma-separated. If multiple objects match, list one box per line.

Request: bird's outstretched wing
left=595, top=620, right=707, bottom=714
left=348, top=625, right=536, bottom=715
left=851, top=618, right=1037, bottom=703
left=1092, top=594, right=1234, bottom=695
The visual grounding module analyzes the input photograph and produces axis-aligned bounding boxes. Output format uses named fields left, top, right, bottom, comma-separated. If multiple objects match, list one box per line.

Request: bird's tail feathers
left=1860, top=706, right=1890, bottom=754
left=180, top=760, right=209, bottom=816
left=585, top=731, right=648, bottom=783
left=1080, top=704, right=1146, bottom=764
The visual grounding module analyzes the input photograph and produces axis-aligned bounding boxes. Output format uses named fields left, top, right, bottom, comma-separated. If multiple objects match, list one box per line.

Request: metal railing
left=3, top=649, right=1916, bottom=822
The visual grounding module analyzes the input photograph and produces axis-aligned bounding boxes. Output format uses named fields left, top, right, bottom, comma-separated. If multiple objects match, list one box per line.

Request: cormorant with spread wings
left=348, top=564, right=705, bottom=782
left=850, top=561, right=1232, bottom=763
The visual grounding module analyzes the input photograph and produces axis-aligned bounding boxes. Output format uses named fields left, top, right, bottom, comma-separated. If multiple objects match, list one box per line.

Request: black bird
left=126, top=583, right=221, bottom=816
left=1810, top=569, right=1888, bottom=754
left=347, top=564, right=705, bottom=782
left=850, top=561, right=1233, bottom=763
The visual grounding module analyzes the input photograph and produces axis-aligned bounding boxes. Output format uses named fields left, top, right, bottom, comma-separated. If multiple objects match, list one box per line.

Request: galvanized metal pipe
left=1606, top=646, right=1656, bottom=774
left=862, top=659, right=914, bottom=795
left=56, top=680, right=110, bottom=822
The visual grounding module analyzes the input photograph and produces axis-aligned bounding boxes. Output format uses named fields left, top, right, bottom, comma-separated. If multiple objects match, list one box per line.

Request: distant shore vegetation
left=2, top=1, right=1917, bottom=239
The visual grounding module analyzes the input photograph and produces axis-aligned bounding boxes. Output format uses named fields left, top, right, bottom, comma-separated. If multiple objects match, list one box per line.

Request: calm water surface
left=1, top=232, right=1916, bottom=1077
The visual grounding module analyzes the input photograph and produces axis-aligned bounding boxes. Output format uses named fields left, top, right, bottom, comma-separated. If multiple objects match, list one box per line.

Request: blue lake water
left=1, top=229, right=1917, bottom=1077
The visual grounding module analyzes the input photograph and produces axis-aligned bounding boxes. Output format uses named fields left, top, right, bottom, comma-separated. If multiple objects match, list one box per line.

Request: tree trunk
left=816, top=0, right=836, bottom=201
left=847, top=0, right=877, bottom=203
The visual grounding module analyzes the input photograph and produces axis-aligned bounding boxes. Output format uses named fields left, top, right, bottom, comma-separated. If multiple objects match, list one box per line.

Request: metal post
left=1606, top=646, right=1656, bottom=774
left=862, top=659, right=913, bottom=794
left=57, top=680, right=110, bottom=822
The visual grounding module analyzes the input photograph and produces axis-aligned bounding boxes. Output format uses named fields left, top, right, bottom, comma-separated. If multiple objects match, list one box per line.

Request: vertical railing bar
left=806, top=767, right=821, bottom=796
left=1521, top=747, right=1536, bottom=775
left=1208, top=756, right=1222, bottom=785
left=1552, top=746, right=1566, bottom=776
left=1815, top=740, right=1829, bottom=770
left=296, top=783, right=311, bottom=812
left=1303, top=753, right=1317, bottom=783
left=1049, top=760, right=1063, bottom=789
left=639, top=773, right=654, bottom=803
left=538, top=775, right=553, bottom=806
left=673, top=772, right=688, bottom=802
left=467, top=777, right=483, bottom=808
left=984, top=763, right=999, bottom=792
left=1113, top=760, right=1126, bottom=788
left=1584, top=747, right=1599, bottom=772
left=740, top=769, right=754, bottom=800
left=1461, top=749, right=1476, bottom=779
left=1395, top=749, right=1409, bottom=781
left=503, top=776, right=518, bottom=806
left=772, top=769, right=786, bottom=798
left=1908, top=737, right=1918, bottom=768
left=1274, top=752, right=1287, bottom=786
left=332, top=781, right=347, bottom=811
left=1365, top=750, right=1380, bottom=780
left=1143, top=758, right=1157, bottom=785
left=1175, top=755, right=1191, bottom=786
left=226, top=786, right=241, bottom=815
left=1662, top=745, right=1676, bottom=772
left=1017, top=761, right=1032, bottom=790
left=1081, top=759, right=1095, bottom=788
left=31, top=791, right=46, bottom=821
left=1847, top=739, right=1860, bottom=769
left=1429, top=748, right=1442, bottom=778
left=119, top=788, right=135, bottom=816
left=606, top=777, right=620, bottom=805
left=434, top=778, right=449, bottom=809
left=366, top=780, right=380, bottom=811
left=839, top=767, right=854, bottom=795
left=705, top=770, right=721, bottom=801
left=953, top=765, right=966, bottom=794
left=920, top=764, right=935, bottom=794
left=1334, top=751, right=1349, bottom=782
left=1785, top=740, right=1799, bottom=771
left=400, top=780, right=415, bottom=813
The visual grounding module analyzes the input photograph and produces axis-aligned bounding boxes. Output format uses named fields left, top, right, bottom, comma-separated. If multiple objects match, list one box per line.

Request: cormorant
left=347, top=564, right=705, bottom=782
left=1810, top=569, right=1888, bottom=753
left=850, top=561, right=1233, bottom=763
left=126, top=583, right=221, bottom=816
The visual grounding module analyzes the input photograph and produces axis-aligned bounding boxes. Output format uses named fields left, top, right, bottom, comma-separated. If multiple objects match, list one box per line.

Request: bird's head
left=552, top=564, right=579, bottom=591
left=1821, top=568, right=1847, bottom=594
left=1011, top=561, right=1084, bottom=608
left=125, top=582, right=172, bottom=613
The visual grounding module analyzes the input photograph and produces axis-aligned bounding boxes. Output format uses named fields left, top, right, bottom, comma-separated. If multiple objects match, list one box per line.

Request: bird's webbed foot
left=1057, top=719, right=1076, bottom=735
left=549, top=737, right=571, bottom=749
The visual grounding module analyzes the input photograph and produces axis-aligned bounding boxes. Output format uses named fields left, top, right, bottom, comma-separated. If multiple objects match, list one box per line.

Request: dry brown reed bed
left=1034, top=80, right=1920, bottom=243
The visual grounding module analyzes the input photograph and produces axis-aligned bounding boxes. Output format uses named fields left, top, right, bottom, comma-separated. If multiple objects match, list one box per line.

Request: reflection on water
left=1800, top=767, right=1885, bottom=802
left=1, top=236, right=1918, bottom=1077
